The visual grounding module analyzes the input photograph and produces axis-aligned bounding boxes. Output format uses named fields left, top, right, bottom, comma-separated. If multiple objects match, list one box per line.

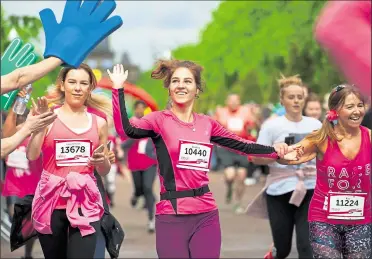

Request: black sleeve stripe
left=118, top=89, right=157, bottom=139
left=211, top=136, right=276, bottom=155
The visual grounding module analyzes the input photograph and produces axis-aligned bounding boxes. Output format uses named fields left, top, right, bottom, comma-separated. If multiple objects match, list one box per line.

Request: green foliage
left=136, top=70, right=168, bottom=109
left=137, top=0, right=344, bottom=112
left=1, top=6, right=59, bottom=104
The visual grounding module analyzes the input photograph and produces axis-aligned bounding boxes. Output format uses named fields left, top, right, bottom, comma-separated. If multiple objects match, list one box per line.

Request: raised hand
left=39, top=0, right=123, bottom=68
left=107, top=64, right=128, bottom=89
left=31, top=96, right=50, bottom=115
left=1, top=38, right=37, bottom=111
left=23, top=110, right=57, bottom=134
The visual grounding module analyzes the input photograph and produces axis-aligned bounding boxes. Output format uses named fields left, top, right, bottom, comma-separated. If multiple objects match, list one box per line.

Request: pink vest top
left=42, top=114, right=100, bottom=178
left=2, top=138, right=42, bottom=198
left=309, top=126, right=371, bottom=225
left=42, top=114, right=100, bottom=208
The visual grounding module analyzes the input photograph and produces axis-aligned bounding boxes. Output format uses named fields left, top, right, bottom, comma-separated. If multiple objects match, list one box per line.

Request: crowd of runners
left=0, top=0, right=371, bottom=259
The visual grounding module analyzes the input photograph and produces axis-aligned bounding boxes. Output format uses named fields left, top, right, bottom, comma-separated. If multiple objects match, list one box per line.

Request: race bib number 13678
left=55, top=139, right=92, bottom=167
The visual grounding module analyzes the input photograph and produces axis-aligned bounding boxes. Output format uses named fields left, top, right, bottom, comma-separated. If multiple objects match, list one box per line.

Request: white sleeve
left=256, top=122, right=273, bottom=146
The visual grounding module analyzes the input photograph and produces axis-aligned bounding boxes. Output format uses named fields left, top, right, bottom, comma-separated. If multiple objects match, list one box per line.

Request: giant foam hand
left=40, top=0, right=123, bottom=68
left=1, top=38, right=37, bottom=111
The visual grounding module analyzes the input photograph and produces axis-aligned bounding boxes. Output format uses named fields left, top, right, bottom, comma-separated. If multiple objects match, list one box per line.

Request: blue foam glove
left=40, top=0, right=123, bottom=68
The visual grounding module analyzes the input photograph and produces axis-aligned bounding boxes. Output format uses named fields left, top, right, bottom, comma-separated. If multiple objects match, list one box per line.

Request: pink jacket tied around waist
left=246, top=167, right=316, bottom=219
left=32, top=170, right=104, bottom=237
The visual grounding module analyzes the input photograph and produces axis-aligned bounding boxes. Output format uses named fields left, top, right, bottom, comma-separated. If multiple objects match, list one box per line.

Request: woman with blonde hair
left=248, top=74, right=322, bottom=259
left=26, top=63, right=112, bottom=258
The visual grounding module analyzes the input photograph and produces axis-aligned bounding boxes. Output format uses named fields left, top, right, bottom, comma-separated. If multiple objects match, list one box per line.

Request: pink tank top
left=42, top=114, right=100, bottom=208
left=2, top=138, right=42, bottom=198
left=126, top=117, right=157, bottom=171
left=309, top=126, right=371, bottom=225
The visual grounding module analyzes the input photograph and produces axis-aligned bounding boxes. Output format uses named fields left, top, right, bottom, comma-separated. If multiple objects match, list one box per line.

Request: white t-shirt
left=257, top=115, right=322, bottom=196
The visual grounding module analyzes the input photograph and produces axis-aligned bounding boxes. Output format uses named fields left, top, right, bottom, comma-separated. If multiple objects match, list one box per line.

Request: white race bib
left=176, top=140, right=213, bottom=172
left=227, top=118, right=244, bottom=132
left=138, top=139, right=148, bottom=155
left=55, top=139, right=92, bottom=167
left=327, top=192, right=366, bottom=220
left=6, top=147, right=29, bottom=170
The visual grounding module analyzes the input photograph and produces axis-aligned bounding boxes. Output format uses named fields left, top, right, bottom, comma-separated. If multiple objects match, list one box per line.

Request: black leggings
left=38, top=209, right=100, bottom=259
left=266, top=190, right=314, bottom=259
left=132, top=165, right=157, bottom=220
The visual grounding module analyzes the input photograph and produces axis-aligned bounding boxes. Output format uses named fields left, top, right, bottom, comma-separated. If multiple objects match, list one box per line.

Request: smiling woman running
left=280, top=84, right=371, bottom=259
left=26, top=63, right=111, bottom=259
left=109, top=61, right=300, bottom=259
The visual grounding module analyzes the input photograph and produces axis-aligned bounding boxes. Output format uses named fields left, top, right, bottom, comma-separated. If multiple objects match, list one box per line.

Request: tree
left=138, top=1, right=345, bottom=112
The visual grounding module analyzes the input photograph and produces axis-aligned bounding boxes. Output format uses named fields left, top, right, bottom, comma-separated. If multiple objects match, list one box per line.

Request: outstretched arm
left=110, top=64, right=158, bottom=139
left=2, top=108, right=18, bottom=138
left=1, top=127, right=31, bottom=159
left=2, top=90, right=28, bottom=138
left=210, top=118, right=284, bottom=160
left=112, top=88, right=158, bottom=139
left=1, top=57, right=62, bottom=95
left=277, top=138, right=317, bottom=165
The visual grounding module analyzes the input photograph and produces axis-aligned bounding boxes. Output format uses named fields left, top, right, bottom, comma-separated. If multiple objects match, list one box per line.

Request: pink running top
left=309, top=126, right=371, bottom=225
left=31, top=112, right=103, bottom=236
left=42, top=114, right=100, bottom=178
left=113, top=88, right=279, bottom=215
left=41, top=112, right=100, bottom=209
left=122, top=117, right=157, bottom=171
left=2, top=138, right=42, bottom=198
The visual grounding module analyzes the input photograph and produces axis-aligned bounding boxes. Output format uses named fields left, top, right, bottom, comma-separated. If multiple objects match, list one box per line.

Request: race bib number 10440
left=176, top=139, right=213, bottom=172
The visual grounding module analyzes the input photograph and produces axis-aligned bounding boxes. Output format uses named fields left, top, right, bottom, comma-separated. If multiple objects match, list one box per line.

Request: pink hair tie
left=326, top=110, right=338, bottom=121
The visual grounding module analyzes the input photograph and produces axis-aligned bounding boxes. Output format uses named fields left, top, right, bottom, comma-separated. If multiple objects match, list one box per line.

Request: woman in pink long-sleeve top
left=109, top=61, right=301, bottom=259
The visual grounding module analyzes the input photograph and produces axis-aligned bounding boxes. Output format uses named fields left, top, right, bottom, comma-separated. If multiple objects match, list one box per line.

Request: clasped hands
left=273, top=142, right=304, bottom=161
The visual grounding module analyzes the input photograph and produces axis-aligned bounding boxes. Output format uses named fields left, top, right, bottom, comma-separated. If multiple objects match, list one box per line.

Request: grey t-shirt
left=257, top=115, right=322, bottom=196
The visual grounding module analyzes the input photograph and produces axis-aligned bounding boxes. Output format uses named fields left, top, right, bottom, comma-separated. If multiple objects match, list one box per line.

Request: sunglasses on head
left=333, top=85, right=346, bottom=93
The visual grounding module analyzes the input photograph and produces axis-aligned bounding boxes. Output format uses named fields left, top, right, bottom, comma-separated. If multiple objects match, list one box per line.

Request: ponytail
left=151, top=60, right=174, bottom=88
